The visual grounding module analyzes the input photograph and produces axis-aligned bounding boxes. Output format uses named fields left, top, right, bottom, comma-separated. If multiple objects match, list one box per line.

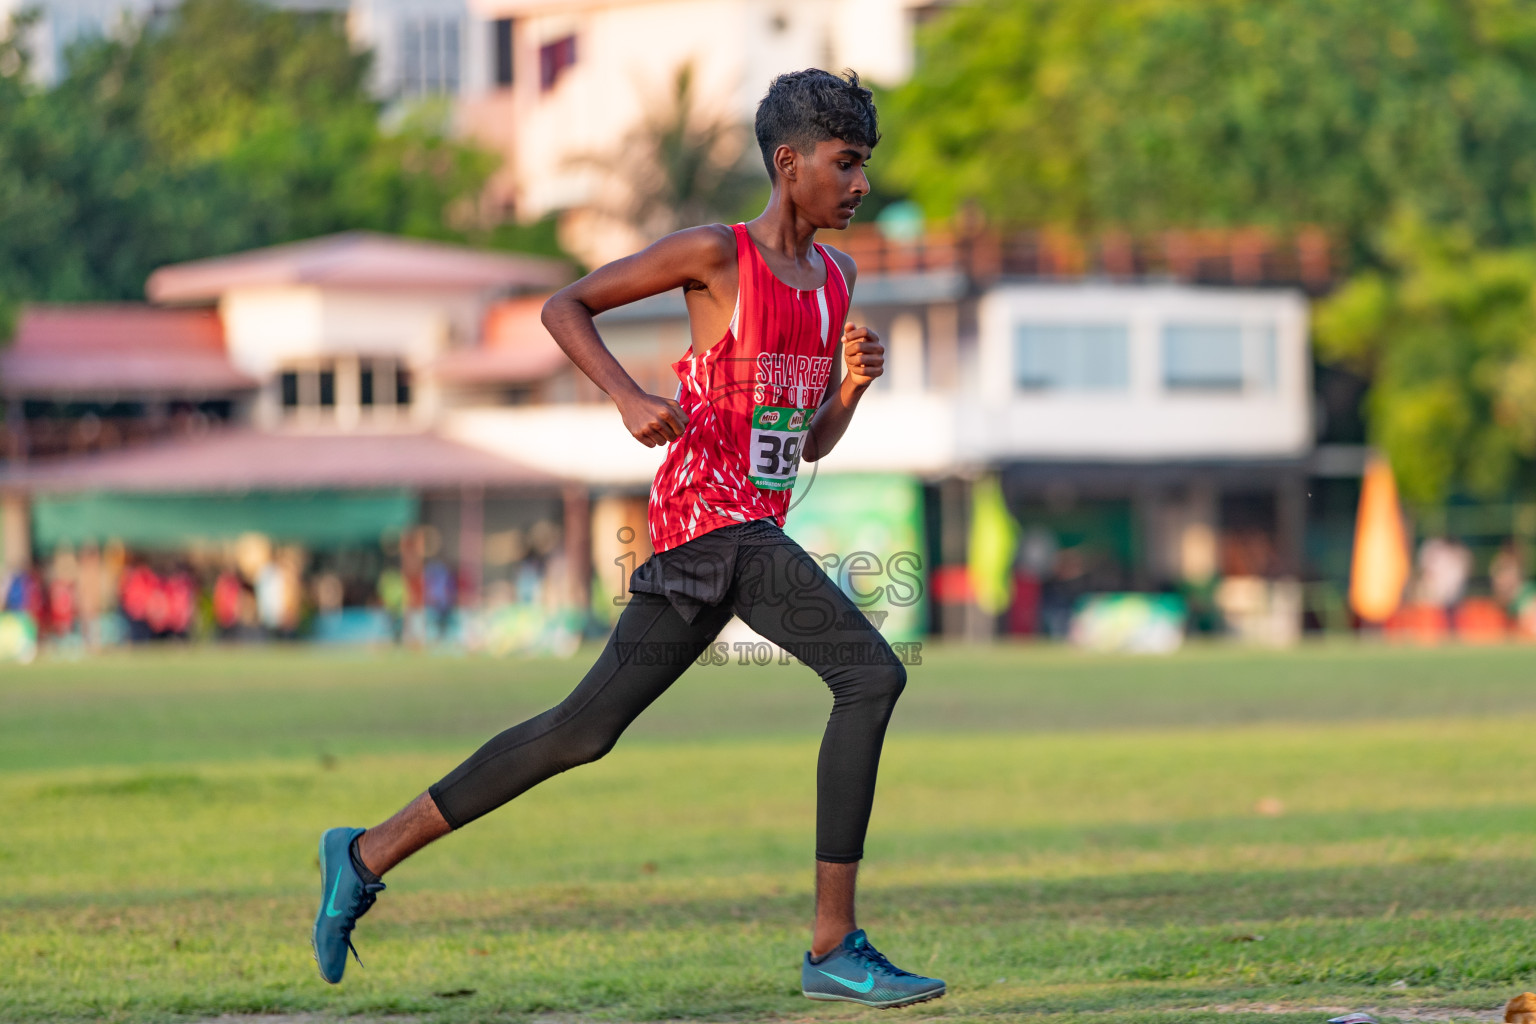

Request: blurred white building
left=1, top=0, right=157, bottom=85
left=442, top=235, right=1320, bottom=619
left=0, top=0, right=490, bottom=101
left=1, top=227, right=1338, bottom=641
left=6, top=0, right=934, bottom=262
left=455, top=0, right=934, bottom=263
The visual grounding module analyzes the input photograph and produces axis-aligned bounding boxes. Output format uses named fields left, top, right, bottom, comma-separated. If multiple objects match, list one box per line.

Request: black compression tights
left=427, top=536, right=907, bottom=862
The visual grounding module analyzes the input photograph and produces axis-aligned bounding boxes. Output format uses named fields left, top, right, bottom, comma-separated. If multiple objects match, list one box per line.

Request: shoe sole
left=312, top=831, right=343, bottom=984
left=803, top=985, right=947, bottom=1009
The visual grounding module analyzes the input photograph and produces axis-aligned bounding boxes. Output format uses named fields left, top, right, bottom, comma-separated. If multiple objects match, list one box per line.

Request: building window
left=276, top=358, right=412, bottom=423
left=1014, top=323, right=1129, bottom=391
left=278, top=363, right=336, bottom=418
left=399, top=15, right=462, bottom=97
left=502, top=383, right=537, bottom=405
left=539, top=34, right=576, bottom=92
left=1253, top=323, right=1278, bottom=391
left=360, top=358, right=410, bottom=411
left=1163, top=323, right=1274, bottom=391
left=492, top=18, right=514, bottom=87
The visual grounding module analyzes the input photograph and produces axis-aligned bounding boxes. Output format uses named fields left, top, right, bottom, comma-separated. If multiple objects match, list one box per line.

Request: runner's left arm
left=541, top=225, right=736, bottom=448
left=803, top=251, right=881, bottom=463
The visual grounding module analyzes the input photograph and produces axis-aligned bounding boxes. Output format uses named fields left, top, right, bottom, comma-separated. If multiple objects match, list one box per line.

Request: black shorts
left=627, top=517, right=788, bottom=624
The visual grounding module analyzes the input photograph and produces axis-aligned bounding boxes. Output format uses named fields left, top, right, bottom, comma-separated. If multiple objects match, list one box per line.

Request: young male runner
left=312, top=68, right=944, bottom=1009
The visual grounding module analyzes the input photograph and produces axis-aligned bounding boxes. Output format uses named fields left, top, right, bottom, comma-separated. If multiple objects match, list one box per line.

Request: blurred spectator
left=377, top=568, right=407, bottom=639
left=313, top=572, right=344, bottom=614
left=213, top=571, right=243, bottom=634
left=165, top=570, right=195, bottom=636
left=121, top=562, right=196, bottom=640
left=121, top=564, right=158, bottom=640
left=1491, top=541, right=1527, bottom=611
left=424, top=560, right=455, bottom=634
left=1039, top=547, right=1088, bottom=638
left=1008, top=527, right=1056, bottom=635
left=1415, top=536, right=1472, bottom=609
left=77, top=544, right=105, bottom=647
left=45, top=575, right=76, bottom=637
left=14, top=531, right=559, bottom=650
left=255, top=558, right=302, bottom=637
left=4, top=566, right=40, bottom=616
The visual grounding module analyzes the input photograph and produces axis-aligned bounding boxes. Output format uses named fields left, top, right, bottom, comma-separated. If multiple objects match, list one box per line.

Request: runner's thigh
left=728, top=536, right=899, bottom=669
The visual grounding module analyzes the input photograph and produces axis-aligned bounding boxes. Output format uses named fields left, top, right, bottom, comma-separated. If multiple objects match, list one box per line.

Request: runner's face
left=795, top=138, right=871, bottom=229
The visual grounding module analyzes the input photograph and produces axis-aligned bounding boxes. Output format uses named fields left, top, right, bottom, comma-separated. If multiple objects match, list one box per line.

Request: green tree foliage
left=884, top=0, right=1536, bottom=499
left=884, top=0, right=1536, bottom=252
left=0, top=0, right=513, bottom=334
left=1315, top=217, right=1536, bottom=502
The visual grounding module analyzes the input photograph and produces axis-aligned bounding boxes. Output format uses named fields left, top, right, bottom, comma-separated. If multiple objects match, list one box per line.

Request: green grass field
left=5, top=641, right=1536, bottom=1023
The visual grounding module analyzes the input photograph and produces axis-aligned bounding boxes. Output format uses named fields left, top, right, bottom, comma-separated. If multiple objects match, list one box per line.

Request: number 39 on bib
left=748, top=404, right=812, bottom=491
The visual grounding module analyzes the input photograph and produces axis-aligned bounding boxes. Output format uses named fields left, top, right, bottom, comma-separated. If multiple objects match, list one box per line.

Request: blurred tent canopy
left=31, top=491, right=417, bottom=548
left=884, top=0, right=1536, bottom=501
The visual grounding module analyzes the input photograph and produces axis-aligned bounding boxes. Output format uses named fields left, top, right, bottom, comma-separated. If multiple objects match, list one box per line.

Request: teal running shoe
left=801, top=929, right=946, bottom=1008
left=311, top=827, right=385, bottom=984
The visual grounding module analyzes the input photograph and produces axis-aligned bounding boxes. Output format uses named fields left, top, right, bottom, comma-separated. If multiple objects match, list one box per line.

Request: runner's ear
left=774, top=144, right=799, bottom=183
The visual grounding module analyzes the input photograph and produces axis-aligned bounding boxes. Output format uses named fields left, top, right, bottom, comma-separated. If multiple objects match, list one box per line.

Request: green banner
left=32, top=491, right=418, bottom=549
left=783, top=473, right=927, bottom=643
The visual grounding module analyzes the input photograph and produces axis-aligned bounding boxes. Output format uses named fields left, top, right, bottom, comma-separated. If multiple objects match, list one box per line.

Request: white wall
left=350, top=0, right=489, bottom=100
left=220, top=287, right=328, bottom=378
left=443, top=282, right=1315, bottom=482
left=222, top=286, right=483, bottom=373
left=7, top=0, right=463, bottom=96
left=446, top=404, right=668, bottom=483
left=460, top=0, right=921, bottom=259
left=446, top=389, right=960, bottom=485
left=486, top=0, right=752, bottom=217
left=974, top=284, right=1313, bottom=461
left=221, top=284, right=490, bottom=429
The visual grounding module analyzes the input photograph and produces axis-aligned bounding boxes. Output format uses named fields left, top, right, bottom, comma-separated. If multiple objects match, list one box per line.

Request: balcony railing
left=838, top=226, right=1338, bottom=293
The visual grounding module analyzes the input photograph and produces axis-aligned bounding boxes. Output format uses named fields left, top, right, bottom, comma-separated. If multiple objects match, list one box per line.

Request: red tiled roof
left=0, top=429, right=565, bottom=493
left=434, top=296, right=570, bottom=383
left=147, top=231, right=573, bottom=303
left=1, top=305, right=255, bottom=395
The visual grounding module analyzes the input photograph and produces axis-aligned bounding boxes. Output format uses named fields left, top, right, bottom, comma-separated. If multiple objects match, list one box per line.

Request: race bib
left=748, top=404, right=812, bottom=490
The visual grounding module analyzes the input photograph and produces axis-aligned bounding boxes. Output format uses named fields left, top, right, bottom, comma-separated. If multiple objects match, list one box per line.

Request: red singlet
left=647, top=222, right=850, bottom=553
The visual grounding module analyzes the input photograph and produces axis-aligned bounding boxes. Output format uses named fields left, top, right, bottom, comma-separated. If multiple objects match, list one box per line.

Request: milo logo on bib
left=749, top=405, right=811, bottom=490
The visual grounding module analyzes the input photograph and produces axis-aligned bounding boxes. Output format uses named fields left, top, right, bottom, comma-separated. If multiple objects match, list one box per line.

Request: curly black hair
left=753, top=68, right=880, bottom=180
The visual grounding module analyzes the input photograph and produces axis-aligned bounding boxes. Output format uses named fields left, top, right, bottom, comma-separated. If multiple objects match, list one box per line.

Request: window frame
left=1160, top=321, right=1278, bottom=394
left=1012, top=321, right=1132, bottom=394
left=492, top=18, right=514, bottom=87
left=273, top=356, right=413, bottom=426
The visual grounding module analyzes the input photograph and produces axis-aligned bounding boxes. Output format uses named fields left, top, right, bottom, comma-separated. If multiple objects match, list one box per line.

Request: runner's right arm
left=542, top=225, right=736, bottom=448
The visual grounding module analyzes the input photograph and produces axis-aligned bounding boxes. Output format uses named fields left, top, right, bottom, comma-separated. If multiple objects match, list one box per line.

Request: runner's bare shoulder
left=817, top=243, right=859, bottom=292
left=661, top=223, right=736, bottom=292
left=561, top=224, right=737, bottom=313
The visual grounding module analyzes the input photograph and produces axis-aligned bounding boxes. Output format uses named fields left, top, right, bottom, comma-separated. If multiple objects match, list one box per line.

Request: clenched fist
left=617, top=392, right=688, bottom=448
left=843, top=323, right=885, bottom=388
